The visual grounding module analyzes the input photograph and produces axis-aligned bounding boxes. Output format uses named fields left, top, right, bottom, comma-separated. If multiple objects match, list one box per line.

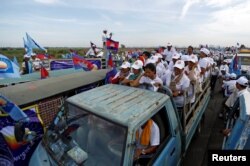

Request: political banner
left=0, top=105, right=44, bottom=166
left=50, top=59, right=102, bottom=70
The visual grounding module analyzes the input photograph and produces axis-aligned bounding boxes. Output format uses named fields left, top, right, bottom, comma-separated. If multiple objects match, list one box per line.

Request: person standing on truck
left=121, top=60, right=143, bottom=86
left=129, top=63, right=163, bottom=92
left=169, top=60, right=190, bottom=113
left=134, top=119, right=160, bottom=164
left=111, top=61, right=131, bottom=84
left=102, top=29, right=108, bottom=48
left=184, top=55, right=200, bottom=104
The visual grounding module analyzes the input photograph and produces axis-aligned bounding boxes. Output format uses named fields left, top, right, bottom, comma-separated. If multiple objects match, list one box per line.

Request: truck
left=222, top=90, right=250, bottom=149
left=28, top=77, right=211, bottom=166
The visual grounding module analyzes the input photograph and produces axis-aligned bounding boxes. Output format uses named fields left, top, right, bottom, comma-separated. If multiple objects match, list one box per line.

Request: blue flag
left=229, top=54, right=241, bottom=75
left=0, top=95, right=28, bottom=121
left=26, top=33, right=47, bottom=53
left=0, top=54, right=20, bottom=78
left=12, top=56, right=19, bottom=67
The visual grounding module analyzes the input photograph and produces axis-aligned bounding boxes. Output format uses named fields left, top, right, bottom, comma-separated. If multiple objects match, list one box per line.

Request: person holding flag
left=21, top=54, right=33, bottom=75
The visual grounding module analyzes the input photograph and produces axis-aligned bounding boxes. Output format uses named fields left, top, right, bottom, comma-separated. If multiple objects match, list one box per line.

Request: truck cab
left=29, top=81, right=211, bottom=166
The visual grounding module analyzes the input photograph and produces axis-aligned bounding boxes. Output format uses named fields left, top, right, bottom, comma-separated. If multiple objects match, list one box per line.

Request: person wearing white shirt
left=219, top=60, right=229, bottom=76
left=163, top=42, right=176, bottom=64
left=102, top=30, right=108, bottom=48
left=168, top=53, right=180, bottom=72
left=199, top=48, right=210, bottom=82
left=184, top=55, right=200, bottom=103
left=134, top=119, right=160, bottom=163
left=169, top=60, right=190, bottom=108
left=138, top=63, right=163, bottom=92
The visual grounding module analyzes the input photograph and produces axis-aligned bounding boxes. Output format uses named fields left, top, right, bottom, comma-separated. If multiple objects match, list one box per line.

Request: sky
left=0, top=0, right=250, bottom=48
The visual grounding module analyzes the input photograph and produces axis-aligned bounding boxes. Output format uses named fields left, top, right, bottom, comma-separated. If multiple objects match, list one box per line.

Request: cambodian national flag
left=72, top=54, right=94, bottom=71
left=105, top=67, right=117, bottom=84
left=229, top=54, right=241, bottom=75
left=0, top=54, right=20, bottom=79
left=106, top=39, right=119, bottom=52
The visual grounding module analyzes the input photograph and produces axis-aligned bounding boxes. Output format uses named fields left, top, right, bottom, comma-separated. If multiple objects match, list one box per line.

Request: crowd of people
left=21, top=53, right=42, bottom=75
left=107, top=43, right=249, bottom=161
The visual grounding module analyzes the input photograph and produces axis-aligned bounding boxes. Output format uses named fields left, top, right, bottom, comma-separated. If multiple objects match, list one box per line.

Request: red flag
left=108, top=53, right=113, bottom=68
left=41, top=66, right=49, bottom=79
left=106, top=39, right=119, bottom=51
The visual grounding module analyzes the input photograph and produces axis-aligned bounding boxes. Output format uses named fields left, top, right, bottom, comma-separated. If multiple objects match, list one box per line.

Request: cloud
left=202, top=1, right=250, bottom=34
left=34, top=0, right=59, bottom=4
left=180, top=0, right=200, bottom=19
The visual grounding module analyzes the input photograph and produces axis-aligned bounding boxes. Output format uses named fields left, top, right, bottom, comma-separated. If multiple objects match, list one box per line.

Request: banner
left=0, top=105, right=44, bottom=166
left=0, top=54, right=20, bottom=79
left=50, top=59, right=102, bottom=70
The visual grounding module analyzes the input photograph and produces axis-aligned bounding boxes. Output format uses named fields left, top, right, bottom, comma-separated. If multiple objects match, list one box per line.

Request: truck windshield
left=43, top=103, right=127, bottom=166
left=240, top=56, right=250, bottom=66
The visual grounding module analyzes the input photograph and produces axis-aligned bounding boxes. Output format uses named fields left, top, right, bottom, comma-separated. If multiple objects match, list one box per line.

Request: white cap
left=230, top=73, right=237, bottom=79
left=200, top=48, right=210, bottom=56
left=172, top=53, right=180, bottom=59
left=120, top=61, right=131, bottom=69
left=181, top=55, right=189, bottom=62
left=155, top=53, right=163, bottom=59
left=236, top=76, right=248, bottom=86
left=174, top=60, right=185, bottom=69
left=199, top=58, right=208, bottom=68
left=31, top=52, right=36, bottom=56
left=188, top=54, right=198, bottom=63
left=132, top=60, right=143, bottom=69
left=146, top=56, right=158, bottom=64
left=24, top=54, right=30, bottom=58
left=167, top=42, right=172, bottom=47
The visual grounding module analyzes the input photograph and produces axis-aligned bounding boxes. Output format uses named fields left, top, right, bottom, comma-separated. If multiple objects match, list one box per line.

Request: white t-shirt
left=222, top=80, right=236, bottom=97
left=219, top=65, right=229, bottom=76
left=102, top=33, right=108, bottom=42
left=184, top=66, right=200, bottom=103
left=156, top=62, right=166, bottom=80
left=162, top=69, right=172, bottom=86
left=139, top=75, right=163, bottom=92
left=171, top=74, right=190, bottom=107
left=163, top=48, right=176, bottom=62
left=138, top=121, right=160, bottom=147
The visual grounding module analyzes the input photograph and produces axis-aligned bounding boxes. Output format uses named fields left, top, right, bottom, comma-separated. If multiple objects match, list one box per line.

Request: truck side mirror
left=14, top=122, right=36, bottom=142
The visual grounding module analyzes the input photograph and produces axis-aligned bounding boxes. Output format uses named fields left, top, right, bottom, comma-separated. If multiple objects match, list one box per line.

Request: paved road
left=182, top=83, right=226, bottom=166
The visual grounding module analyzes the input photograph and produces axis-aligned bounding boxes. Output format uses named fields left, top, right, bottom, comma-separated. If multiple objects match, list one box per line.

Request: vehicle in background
left=222, top=90, right=250, bottom=149
left=29, top=78, right=211, bottom=166
left=0, top=69, right=107, bottom=165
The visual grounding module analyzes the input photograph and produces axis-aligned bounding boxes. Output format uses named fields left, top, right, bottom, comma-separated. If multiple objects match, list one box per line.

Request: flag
left=229, top=54, right=241, bottom=75
left=0, top=54, right=20, bottom=78
left=0, top=95, right=28, bottom=121
left=106, top=38, right=119, bottom=51
left=12, top=56, right=19, bottom=67
left=107, top=52, right=114, bottom=68
left=40, top=65, right=49, bottom=79
left=23, top=37, right=32, bottom=55
left=105, top=67, right=117, bottom=84
left=72, top=53, right=94, bottom=71
left=26, top=33, right=47, bottom=52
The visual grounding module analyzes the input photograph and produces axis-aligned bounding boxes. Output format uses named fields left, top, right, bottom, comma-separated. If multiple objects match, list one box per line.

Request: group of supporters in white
left=111, top=43, right=218, bottom=110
